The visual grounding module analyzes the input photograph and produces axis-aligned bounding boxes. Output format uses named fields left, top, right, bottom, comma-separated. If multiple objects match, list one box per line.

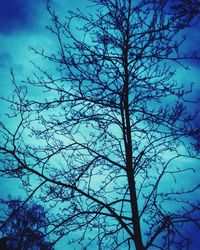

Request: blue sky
left=0, top=0, right=40, bottom=35
left=0, top=1, right=200, bottom=249
left=0, top=0, right=90, bottom=98
left=0, top=1, right=93, bottom=249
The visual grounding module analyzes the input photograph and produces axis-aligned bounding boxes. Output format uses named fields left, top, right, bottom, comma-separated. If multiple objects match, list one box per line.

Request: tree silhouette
left=0, top=199, right=54, bottom=250
left=0, top=0, right=200, bottom=249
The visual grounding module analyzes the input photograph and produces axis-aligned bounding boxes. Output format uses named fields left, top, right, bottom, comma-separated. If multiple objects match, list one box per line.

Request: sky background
left=0, top=0, right=200, bottom=249
left=0, top=2, right=101, bottom=249
left=0, top=0, right=87, bottom=197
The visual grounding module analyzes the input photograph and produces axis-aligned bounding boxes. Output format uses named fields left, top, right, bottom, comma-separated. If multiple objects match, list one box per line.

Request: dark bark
left=0, top=0, right=200, bottom=249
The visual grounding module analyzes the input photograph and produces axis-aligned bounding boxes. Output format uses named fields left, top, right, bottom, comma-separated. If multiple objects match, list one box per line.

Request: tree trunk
left=122, top=1, right=144, bottom=248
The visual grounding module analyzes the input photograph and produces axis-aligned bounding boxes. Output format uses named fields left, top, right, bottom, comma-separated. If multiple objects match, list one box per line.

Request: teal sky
left=0, top=1, right=200, bottom=249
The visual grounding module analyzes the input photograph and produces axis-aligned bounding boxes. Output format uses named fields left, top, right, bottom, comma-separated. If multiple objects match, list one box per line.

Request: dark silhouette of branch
left=0, top=0, right=200, bottom=249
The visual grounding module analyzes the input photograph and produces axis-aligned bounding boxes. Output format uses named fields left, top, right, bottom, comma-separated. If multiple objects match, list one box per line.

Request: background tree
left=0, top=199, right=54, bottom=250
left=0, top=0, right=200, bottom=249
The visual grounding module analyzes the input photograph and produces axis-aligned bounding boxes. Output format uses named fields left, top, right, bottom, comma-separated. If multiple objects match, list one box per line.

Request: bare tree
left=0, top=0, right=200, bottom=249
